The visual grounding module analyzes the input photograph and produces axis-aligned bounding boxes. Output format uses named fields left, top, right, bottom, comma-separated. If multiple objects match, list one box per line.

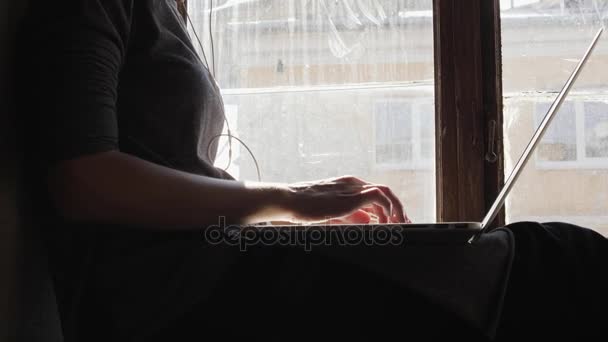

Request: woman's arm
left=49, top=150, right=409, bottom=229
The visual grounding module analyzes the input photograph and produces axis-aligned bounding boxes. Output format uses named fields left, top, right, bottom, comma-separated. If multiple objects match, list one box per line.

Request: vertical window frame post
left=433, top=0, right=504, bottom=226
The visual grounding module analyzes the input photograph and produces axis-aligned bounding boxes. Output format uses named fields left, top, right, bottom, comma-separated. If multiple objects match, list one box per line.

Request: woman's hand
left=282, top=175, right=411, bottom=225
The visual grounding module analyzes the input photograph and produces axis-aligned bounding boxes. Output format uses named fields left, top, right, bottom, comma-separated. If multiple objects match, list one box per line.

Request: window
left=188, top=0, right=437, bottom=222
left=584, top=102, right=608, bottom=158
left=189, top=0, right=608, bottom=229
left=499, top=0, right=540, bottom=11
left=534, top=100, right=608, bottom=168
left=500, top=0, right=608, bottom=13
left=502, top=0, right=608, bottom=236
left=374, top=100, right=434, bottom=169
left=535, top=102, right=577, bottom=164
left=563, top=0, right=608, bottom=12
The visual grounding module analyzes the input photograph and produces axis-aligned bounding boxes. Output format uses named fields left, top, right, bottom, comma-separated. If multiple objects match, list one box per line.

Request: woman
left=17, top=0, right=607, bottom=341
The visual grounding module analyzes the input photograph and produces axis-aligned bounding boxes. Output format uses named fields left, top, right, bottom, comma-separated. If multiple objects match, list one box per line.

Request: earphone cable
left=207, top=134, right=262, bottom=182
left=186, top=2, right=261, bottom=181
left=186, top=12, right=211, bottom=72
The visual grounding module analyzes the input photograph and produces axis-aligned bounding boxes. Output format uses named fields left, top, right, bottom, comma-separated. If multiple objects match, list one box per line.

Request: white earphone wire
left=185, top=1, right=262, bottom=181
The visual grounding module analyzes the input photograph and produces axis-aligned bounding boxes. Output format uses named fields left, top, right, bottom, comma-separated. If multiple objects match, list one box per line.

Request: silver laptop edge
left=469, top=27, right=604, bottom=243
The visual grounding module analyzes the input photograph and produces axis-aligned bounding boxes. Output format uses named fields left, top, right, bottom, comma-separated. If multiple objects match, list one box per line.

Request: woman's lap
left=162, top=222, right=607, bottom=341
left=149, top=242, right=489, bottom=341
left=495, top=222, right=607, bottom=340
left=77, top=222, right=607, bottom=341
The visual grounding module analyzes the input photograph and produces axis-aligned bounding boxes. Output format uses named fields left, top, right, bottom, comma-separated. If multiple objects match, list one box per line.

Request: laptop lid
left=471, top=27, right=604, bottom=242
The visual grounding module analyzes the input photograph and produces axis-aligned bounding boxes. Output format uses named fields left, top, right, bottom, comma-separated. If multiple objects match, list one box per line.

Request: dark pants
left=140, top=222, right=606, bottom=341
left=52, top=222, right=606, bottom=340
left=496, top=222, right=607, bottom=340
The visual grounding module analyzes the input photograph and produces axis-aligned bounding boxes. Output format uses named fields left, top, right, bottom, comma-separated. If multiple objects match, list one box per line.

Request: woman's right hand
left=281, top=175, right=410, bottom=225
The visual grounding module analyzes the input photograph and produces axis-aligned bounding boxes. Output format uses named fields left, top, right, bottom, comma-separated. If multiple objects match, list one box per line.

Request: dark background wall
left=1, top=1, right=62, bottom=341
left=1, top=0, right=23, bottom=339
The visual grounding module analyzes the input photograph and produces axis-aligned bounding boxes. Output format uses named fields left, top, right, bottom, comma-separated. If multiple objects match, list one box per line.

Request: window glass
left=188, top=0, right=437, bottom=222
left=501, top=0, right=608, bottom=236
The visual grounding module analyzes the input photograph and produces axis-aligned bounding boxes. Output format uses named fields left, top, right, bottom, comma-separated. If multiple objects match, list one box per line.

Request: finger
left=360, top=184, right=406, bottom=223
left=336, top=177, right=407, bottom=223
left=379, top=186, right=407, bottom=223
left=403, top=210, right=412, bottom=224
left=327, top=210, right=370, bottom=225
left=361, top=204, right=388, bottom=224
left=338, top=209, right=372, bottom=224
left=357, top=188, right=392, bottom=219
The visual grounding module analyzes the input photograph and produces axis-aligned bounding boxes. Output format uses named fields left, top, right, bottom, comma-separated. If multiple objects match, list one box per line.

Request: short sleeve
left=20, top=0, right=134, bottom=164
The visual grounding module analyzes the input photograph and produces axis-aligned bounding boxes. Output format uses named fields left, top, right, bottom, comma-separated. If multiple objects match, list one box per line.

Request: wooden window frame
left=434, top=0, right=504, bottom=227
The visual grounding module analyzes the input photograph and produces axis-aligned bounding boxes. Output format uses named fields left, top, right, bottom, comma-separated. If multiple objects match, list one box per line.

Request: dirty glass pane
left=189, top=0, right=436, bottom=222
left=501, top=0, right=608, bottom=236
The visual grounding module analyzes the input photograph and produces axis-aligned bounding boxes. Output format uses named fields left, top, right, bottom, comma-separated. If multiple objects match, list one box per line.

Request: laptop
left=267, top=27, right=604, bottom=245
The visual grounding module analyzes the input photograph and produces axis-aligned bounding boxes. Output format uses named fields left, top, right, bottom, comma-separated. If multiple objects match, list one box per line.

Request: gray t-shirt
left=26, top=0, right=231, bottom=179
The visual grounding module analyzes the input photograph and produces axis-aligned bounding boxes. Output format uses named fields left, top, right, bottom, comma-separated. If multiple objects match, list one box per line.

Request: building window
left=534, top=100, right=608, bottom=168
left=374, top=100, right=434, bottom=169
left=584, top=102, right=608, bottom=159
left=499, top=0, right=540, bottom=11
left=534, top=101, right=577, bottom=163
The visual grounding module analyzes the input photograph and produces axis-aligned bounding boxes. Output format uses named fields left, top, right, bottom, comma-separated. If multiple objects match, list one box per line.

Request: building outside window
left=534, top=100, right=608, bottom=168
left=374, top=100, right=433, bottom=170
